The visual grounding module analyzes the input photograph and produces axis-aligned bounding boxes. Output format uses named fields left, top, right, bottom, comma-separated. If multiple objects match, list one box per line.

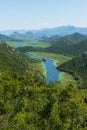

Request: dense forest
left=0, top=41, right=43, bottom=73
left=0, top=40, right=87, bottom=129
left=1, top=67, right=87, bottom=129
left=41, top=32, right=87, bottom=44
left=59, top=53, right=87, bottom=88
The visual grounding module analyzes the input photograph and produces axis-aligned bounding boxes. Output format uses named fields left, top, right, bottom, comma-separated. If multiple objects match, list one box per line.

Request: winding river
left=26, top=52, right=60, bottom=83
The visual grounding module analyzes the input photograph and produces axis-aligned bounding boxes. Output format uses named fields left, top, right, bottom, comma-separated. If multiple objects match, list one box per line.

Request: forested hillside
left=42, top=33, right=87, bottom=44
left=0, top=41, right=41, bottom=72
left=17, top=33, right=87, bottom=57
left=0, top=69, right=87, bottom=129
left=0, top=42, right=87, bottom=130
left=45, top=39, right=87, bottom=56
left=59, top=53, right=87, bottom=88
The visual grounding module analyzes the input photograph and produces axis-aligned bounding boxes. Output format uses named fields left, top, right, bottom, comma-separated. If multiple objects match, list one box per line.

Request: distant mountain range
left=0, top=30, right=26, bottom=35
left=1, top=25, right=87, bottom=37
left=10, top=31, right=38, bottom=41
left=32, top=25, right=87, bottom=36
left=42, top=32, right=87, bottom=44
left=17, top=32, right=87, bottom=57
left=0, top=34, right=14, bottom=41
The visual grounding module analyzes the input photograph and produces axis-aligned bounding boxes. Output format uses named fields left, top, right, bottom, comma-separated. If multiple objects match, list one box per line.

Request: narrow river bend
left=25, top=52, right=60, bottom=83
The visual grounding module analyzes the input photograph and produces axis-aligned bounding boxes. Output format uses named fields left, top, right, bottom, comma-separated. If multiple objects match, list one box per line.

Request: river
left=25, top=52, right=60, bottom=83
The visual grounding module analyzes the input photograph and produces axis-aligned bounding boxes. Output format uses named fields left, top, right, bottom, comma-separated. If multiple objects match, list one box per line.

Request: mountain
left=33, top=25, right=87, bottom=37
left=34, top=25, right=77, bottom=37
left=0, top=34, right=14, bottom=41
left=1, top=40, right=87, bottom=130
left=0, top=41, right=40, bottom=72
left=42, top=33, right=87, bottom=44
left=17, top=33, right=87, bottom=57
left=59, top=53, right=87, bottom=88
left=57, top=32, right=87, bottom=44
left=63, top=32, right=87, bottom=44
left=41, top=35, right=61, bottom=43
left=10, top=31, right=38, bottom=41
left=1, top=25, right=87, bottom=37
left=24, top=31, right=34, bottom=37
left=43, top=38, right=87, bottom=56
left=0, top=30, right=26, bottom=35
left=10, top=32, right=23, bottom=40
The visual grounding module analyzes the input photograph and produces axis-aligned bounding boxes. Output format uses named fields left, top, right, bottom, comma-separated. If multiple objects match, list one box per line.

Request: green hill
left=43, top=32, right=87, bottom=45
left=45, top=39, right=87, bottom=56
left=0, top=42, right=87, bottom=130
left=17, top=38, right=87, bottom=57
left=17, top=33, right=87, bottom=57
left=59, top=53, right=87, bottom=88
left=0, top=41, right=41, bottom=73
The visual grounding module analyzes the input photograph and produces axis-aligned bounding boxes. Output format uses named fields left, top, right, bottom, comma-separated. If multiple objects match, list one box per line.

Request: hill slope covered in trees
left=17, top=33, right=87, bottom=57
left=59, top=53, right=87, bottom=88
left=0, top=42, right=87, bottom=130
left=0, top=41, right=40, bottom=72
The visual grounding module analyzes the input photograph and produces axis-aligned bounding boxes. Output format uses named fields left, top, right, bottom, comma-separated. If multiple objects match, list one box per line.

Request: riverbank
left=31, top=52, right=72, bottom=82
left=31, top=52, right=71, bottom=65
left=27, top=52, right=76, bottom=85
left=27, top=52, right=60, bottom=83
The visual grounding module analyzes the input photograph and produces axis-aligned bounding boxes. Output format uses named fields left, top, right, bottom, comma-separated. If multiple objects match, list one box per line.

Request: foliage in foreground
left=0, top=71, right=87, bottom=130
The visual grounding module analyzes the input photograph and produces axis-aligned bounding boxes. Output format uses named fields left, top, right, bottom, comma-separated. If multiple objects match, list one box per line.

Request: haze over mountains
left=0, top=25, right=87, bottom=129
left=1, top=25, right=87, bottom=37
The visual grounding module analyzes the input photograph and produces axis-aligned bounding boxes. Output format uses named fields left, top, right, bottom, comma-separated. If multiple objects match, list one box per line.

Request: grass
left=7, top=41, right=51, bottom=48
left=58, top=72, right=77, bottom=86
left=32, top=42, right=51, bottom=48
left=31, top=52, right=72, bottom=65
left=31, top=52, right=77, bottom=85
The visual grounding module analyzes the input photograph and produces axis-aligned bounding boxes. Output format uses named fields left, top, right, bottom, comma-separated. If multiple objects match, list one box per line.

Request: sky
left=0, top=0, right=87, bottom=30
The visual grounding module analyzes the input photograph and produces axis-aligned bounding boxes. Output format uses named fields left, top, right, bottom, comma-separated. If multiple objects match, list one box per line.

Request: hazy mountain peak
left=10, top=32, right=22, bottom=36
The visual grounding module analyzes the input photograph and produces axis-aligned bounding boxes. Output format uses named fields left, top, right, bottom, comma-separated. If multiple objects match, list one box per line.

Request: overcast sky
left=0, top=0, right=87, bottom=30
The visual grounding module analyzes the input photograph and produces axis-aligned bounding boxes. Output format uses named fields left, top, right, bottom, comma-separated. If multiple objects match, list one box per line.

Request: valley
left=1, top=0, right=87, bottom=129
left=0, top=29, right=87, bottom=130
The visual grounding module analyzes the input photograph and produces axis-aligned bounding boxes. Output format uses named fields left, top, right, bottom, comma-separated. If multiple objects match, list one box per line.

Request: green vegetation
left=59, top=53, right=87, bottom=88
left=33, top=42, right=50, bottom=48
left=58, top=72, right=77, bottom=85
left=0, top=42, right=39, bottom=72
left=28, top=52, right=75, bottom=85
left=44, top=32, right=87, bottom=45
left=45, top=39, right=87, bottom=56
left=0, top=39, right=87, bottom=129
left=17, top=33, right=87, bottom=57
left=0, top=41, right=45, bottom=79
left=31, top=52, right=71, bottom=65
left=0, top=71, right=87, bottom=129
left=7, top=41, right=50, bottom=48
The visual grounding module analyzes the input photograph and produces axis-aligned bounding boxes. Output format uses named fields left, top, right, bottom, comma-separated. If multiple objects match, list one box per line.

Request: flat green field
left=7, top=41, right=51, bottom=48
left=31, top=52, right=72, bottom=65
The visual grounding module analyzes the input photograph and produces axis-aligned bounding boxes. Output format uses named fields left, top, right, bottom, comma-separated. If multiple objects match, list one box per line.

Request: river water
left=25, top=52, right=60, bottom=83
